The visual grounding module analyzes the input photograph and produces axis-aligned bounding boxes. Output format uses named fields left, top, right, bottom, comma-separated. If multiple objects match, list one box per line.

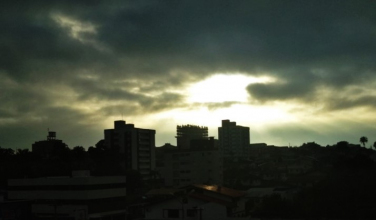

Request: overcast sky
left=1, top=0, right=376, bottom=149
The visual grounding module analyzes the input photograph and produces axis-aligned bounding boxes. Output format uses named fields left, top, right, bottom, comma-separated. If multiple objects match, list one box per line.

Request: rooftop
left=192, top=184, right=246, bottom=198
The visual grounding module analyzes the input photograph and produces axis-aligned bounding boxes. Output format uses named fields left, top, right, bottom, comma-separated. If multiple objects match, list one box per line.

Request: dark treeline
left=0, top=140, right=144, bottom=194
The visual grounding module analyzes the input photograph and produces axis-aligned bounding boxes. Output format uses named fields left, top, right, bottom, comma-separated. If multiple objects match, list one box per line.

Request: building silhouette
left=32, top=131, right=68, bottom=158
left=156, top=144, right=223, bottom=188
left=157, top=125, right=222, bottom=188
left=104, top=120, right=156, bottom=180
left=7, top=170, right=127, bottom=219
left=176, top=125, right=208, bottom=149
left=218, top=120, right=250, bottom=158
left=144, top=184, right=247, bottom=219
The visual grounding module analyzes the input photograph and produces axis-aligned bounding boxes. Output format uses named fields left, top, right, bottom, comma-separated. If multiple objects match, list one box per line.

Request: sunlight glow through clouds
left=187, top=74, right=274, bottom=103
left=183, top=73, right=293, bottom=126
left=146, top=73, right=296, bottom=141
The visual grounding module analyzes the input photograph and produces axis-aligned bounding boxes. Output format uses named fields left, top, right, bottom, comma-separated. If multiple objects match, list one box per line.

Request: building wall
left=176, top=125, right=208, bottom=149
left=157, top=149, right=223, bottom=188
left=104, top=120, right=156, bottom=180
left=218, top=120, right=250, bottom=158
left=145, top=197, right=205, bottom=220
left=201, top=203, right=228, bottom=220
left=8, top=176, right=127, bottom=200
left=8, top=188, right=126, bottom=200
left=145, top=197, right=246, bottom=220
left=7, top=175, right=127, bottom=219
left=8, top=176, right=126, bottom=186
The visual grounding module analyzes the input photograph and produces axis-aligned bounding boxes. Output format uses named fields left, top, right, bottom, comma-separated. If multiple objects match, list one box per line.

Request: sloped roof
left=192, top=184, right=246, bottom=198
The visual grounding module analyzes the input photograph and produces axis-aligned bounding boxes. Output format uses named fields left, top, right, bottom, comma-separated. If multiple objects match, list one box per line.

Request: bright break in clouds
left=1, top=0, right=376, bottom=148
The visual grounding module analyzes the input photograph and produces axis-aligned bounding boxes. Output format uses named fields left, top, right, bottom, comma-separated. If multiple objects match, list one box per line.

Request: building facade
left=157, top=136, right=222, bottom=188
left=104, top=120, right=156, bottom=180
left=144, top=184, right=248, bottom=220
left=218, top=120, right=250, bottom=158
left=176, top=125, right=208, bottom=149
left=7, top=171, right=127, bottom=219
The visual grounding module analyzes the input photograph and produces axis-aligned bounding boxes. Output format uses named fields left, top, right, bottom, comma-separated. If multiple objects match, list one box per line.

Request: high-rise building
left=176, top=125, right=208, bottom=149
left=218, top=120, right=250, bottom=158
left=104, top=120, right=156, bottom=180
left=156, top=125, right=222, bottom=188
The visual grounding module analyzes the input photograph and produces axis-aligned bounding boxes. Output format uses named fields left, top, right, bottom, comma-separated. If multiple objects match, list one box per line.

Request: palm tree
left=360, top=136, right=368, bottom=148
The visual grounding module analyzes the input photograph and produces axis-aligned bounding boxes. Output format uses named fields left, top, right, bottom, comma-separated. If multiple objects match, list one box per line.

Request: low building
left=7, top=171, right=127, bottom=220
left=144, top=184, right=248, bottom=220
left=0, top=200, right=32, bottom=220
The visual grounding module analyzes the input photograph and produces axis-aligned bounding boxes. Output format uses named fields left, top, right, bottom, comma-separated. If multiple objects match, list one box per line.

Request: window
left=163, top=209, right=180, bottom=218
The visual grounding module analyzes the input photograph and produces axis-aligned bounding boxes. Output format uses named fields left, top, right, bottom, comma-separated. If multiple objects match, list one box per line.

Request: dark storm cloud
left=246, top=65, right=376, bottom=111
left=325, top=94, right=376, bottom=111
left=1, top=0, right=376, bottom=148
left=2, top=0, right=376, bottom=82
left=0, top=105, right=103, bottom=149
left=246, top=68, right=319, bottom=102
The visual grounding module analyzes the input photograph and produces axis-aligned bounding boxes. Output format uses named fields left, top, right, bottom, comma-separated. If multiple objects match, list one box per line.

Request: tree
left=0, top=147, right=14, bottom=157
left=373, top=141, right=376, bottom=150
left=360, top=136, right=368, bottom=148
left=72, top=146, right=86, bottom=157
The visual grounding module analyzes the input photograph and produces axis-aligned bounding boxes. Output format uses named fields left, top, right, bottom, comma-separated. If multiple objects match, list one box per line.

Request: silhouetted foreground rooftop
left=193, top=184, right=246, bottom=198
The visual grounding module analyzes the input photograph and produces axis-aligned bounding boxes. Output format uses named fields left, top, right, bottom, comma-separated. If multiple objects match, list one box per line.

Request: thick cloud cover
left=1, top=0, right=376, bottom=148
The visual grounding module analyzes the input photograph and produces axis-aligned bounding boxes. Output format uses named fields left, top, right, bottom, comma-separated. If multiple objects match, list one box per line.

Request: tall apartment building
left=176, top=125, right=208, bottom=149
left=104, top=120, right=156, bottom=180
left=218, top=120, right=250, bottom=158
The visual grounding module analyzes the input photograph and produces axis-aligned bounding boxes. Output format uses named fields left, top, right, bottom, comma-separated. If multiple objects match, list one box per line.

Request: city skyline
left=1, top=1, right=376, bottom=149
left=1, top=118, right=373, bottom=150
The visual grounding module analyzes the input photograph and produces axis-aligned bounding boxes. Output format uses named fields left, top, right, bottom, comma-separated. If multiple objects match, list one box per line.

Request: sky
left=1, top=0, right=376, bottom=149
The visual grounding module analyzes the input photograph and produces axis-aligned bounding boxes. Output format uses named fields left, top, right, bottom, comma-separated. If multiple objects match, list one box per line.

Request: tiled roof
left=192, top=184, right=246, bottom=198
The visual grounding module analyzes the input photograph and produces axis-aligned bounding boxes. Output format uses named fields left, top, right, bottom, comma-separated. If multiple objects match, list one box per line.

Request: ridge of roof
left=192, top=184, right=246, bottom=198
